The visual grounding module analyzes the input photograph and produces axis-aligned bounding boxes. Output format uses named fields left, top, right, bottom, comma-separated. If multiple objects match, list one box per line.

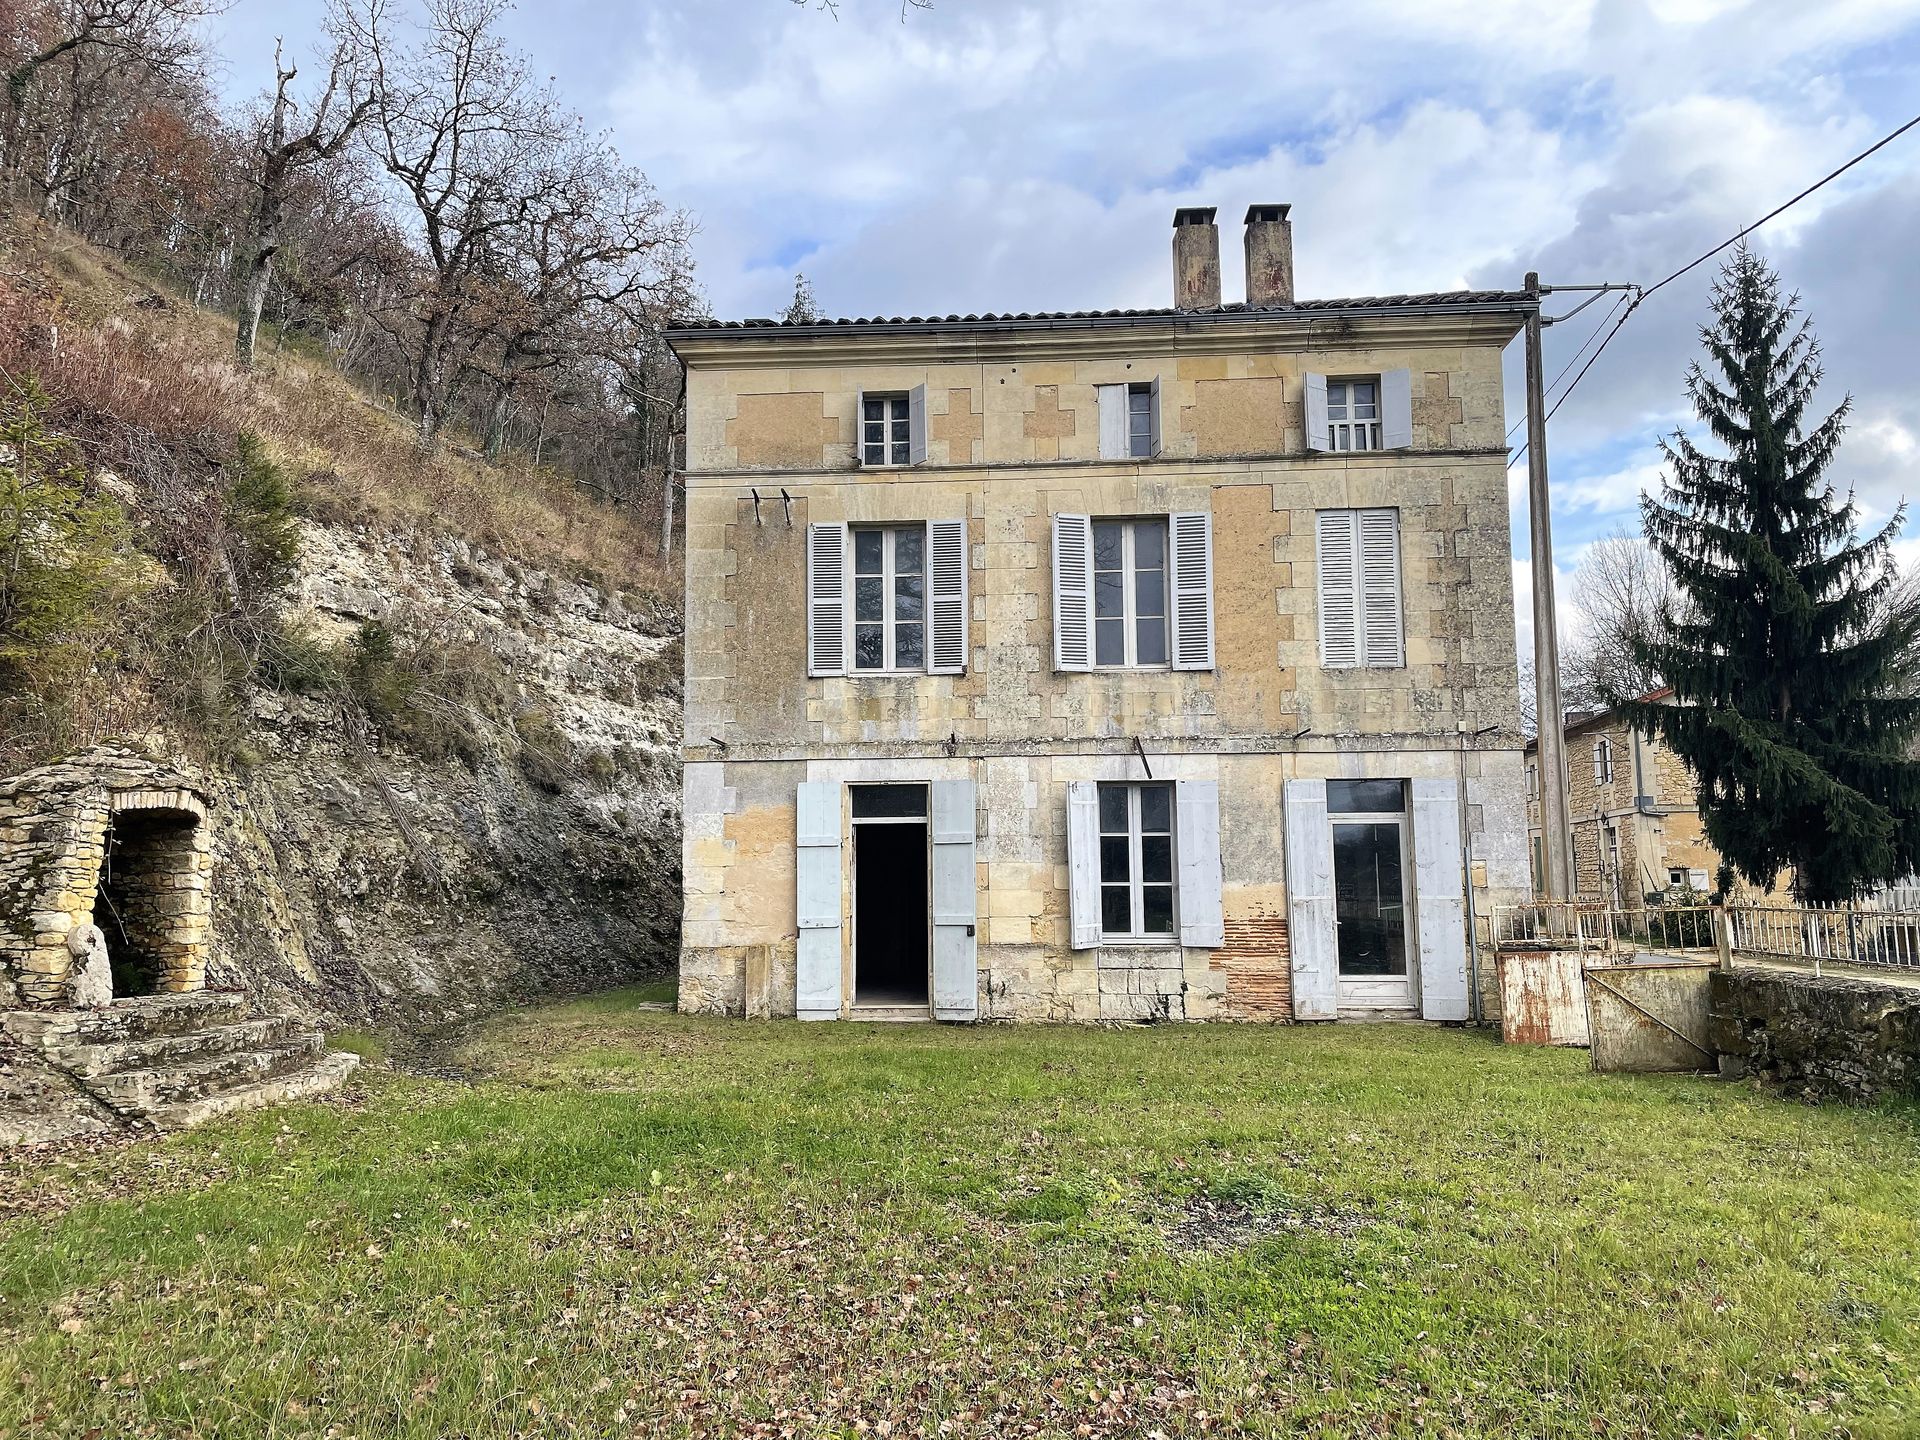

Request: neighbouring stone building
left=665, top=205, right=1535, bottom=1024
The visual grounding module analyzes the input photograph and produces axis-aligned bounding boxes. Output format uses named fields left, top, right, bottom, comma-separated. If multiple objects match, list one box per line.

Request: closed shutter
left=1066, top=779, right=1100, bottom=949
left=1381, top=367, right=1414, bottom=450
left=1096, top=384, right=1127, bottom=460
left=1315, top=510, right=1359, bottom=668
left=1175, top=780, right=1224, bottom=948
left=807, top=522, right=848, bottom=677
left=927, top=519, right=968, bottom=675
left=1052, top=513, right=1094, bottom=672
left=795, top=781, right=843, bottom=1020
left=908, top=382, right=928, bottom=465
left=1358, top=509, right=1403, bottom=668
left=1169, top=512, right=1215, bottom=671
left=1303, top=372, right=1330, bottom=453
left=1147, top=375, right=1163, bottom=456
left=853, top=388, right=866, bottom=465
left=930, top=778, right=978, bottom=1020
left=1284, top=778, right=1337, bottom=1020
left=1410, top=777, right=1469, bottom=1022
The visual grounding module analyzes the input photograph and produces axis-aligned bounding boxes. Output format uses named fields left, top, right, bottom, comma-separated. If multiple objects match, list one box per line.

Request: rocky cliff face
left=193, top=519, right=682, bottom=1027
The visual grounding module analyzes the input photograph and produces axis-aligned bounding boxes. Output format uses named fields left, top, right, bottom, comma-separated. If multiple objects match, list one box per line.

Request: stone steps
left=147, top=1051, right=361, bottom=1131
left=89, top=1032, right=328, bottom=1116
left=3, top=992, right=248, bottom=1048
left=56, top=1016, right=304, bottom=1079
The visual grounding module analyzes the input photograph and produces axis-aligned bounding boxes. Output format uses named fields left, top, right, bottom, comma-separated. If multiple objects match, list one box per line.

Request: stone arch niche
left=0, top=749, right=213, bottom=1010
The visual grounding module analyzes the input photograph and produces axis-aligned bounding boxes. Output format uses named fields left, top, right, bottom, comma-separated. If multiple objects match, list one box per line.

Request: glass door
left=1328, top=780, right=1414, bottom=1012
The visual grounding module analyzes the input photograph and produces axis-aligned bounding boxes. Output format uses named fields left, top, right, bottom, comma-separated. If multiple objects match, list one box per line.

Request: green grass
left=2, top=989, right=1916, bottom=1438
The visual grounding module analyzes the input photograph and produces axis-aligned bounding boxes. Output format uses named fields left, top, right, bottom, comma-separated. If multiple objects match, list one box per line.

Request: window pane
left=890, top=440, right=910, bottom=466
left=1139, top=784, right=1171, bottom=833
left=854, top=624, right=884, bottom=670
left=1141, top=835, right=1172, bottom=883
left=864, top=399, right=883, bottom=423
left=854, top=575, right=884, bottom=622
left=1098, top=784, right=1128, bottom=832
left=1134, top=522, right=1165, bottom=569
left=854, top=530, right=883, bottom=573
left=894, top=622, right=923, bottom=670
left=863, top=442, right=884, bottom=465
left=1327, top=779, right=1404, bottom=814
left=851, top=784, right=927, bottom=818
left=1129, top=387, right=1151, bottom=419
left=894, top=528, right=922, bottom=574
left=1142, top=884, right=1174, bottom=936
left=1093, top=522, right=1124, bottom=571
left=1094, top=572, right=1124, bottom=619
left=1095, top=618, right=1126, bottom=667
left=1133, top=568, right=1164, bottom=617
left=894, top=572, right=923, bottom=621
left=1328, top=382, right=1348, bottom=420
left=1135, top=617, right=1167, bottom=666
left=1102, top=885, right=1132, bottom=935
left=1099, top=835, right=1130, bottom=882
left=1130, top=425, right=1151, bottom=458
left=891, top=416, right=910, bottom=443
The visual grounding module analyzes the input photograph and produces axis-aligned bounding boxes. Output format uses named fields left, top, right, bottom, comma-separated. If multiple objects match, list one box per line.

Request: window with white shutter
left=1096, top=381, right=1162, bottom=461
left=926, top=518, right=968, bottom=674
left=1593, top=737, right=1614, bottom=785
left=860, top=387, right=928, bottom=467
left=1305, top=369, right=1414, bottom=453
left=1169, top=511, right=1214, bottom=671
left=1052, top=513, right=1094, bottom=672
left=807, top=522, right=848, bottom=677
left=1316, top=508, right=1403, bottom=669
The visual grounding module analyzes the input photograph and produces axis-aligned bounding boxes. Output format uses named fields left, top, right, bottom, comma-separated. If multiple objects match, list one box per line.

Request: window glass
left=1127, top=385, right=1152, bottom=457
left=1326, top=779, right=1404, bottom=814
left=861, top=394, right=912, bottom=466
left=1090, top=518, right=1170, bottom=669
left=1096, top=781, right=1176, bottom=939
left=850, top=525, right=930, bottom=672
left=850, top=784, right=927, bottom=819
left=1326, top=378, right=1383, bottom=451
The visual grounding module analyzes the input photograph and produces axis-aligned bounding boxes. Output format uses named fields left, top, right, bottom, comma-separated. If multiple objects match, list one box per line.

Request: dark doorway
left=851, top=786, right=929, bottom=1008
left=93, top=809, right=198, bottom=998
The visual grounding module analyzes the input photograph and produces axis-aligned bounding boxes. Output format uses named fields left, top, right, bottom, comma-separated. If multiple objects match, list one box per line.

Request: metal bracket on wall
left=780, top=489, right=794, bottom=527
left=1133, top=736, right=1153, bottom=780
left=749, top=488, right=763, bottom=525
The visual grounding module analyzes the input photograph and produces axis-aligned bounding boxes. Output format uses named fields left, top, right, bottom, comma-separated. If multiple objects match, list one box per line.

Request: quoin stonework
left=665, top=205, right=1535, bottom=1024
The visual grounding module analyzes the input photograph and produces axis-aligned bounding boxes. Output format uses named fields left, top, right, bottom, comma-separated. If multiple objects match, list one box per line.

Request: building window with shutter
left=810, top=519, right=966, bottom=678
left=861, top=393, right=912, bottom=466
left=1093, top=518, right=1169, bottom=667
left=1594, top=737, right=1614, bottom=785
left=1325, top=378, right=1382, bottom=451
left=1098, top=781, right=1176, bottom=939
left=1096, top=379, right=1162, bottom=460
left=1315, top=508, right=1404, bottom=669
left=852, top=526, right=925, bottom=670
left=1527, top=763, right=1539, bottom=800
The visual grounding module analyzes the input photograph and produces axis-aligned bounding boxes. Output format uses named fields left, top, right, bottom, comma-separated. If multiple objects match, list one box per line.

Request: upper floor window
left=1052, top=512, right=1213, bottom=673
left=861, top=393, right=912, bottom=466
left=1593, top=737, right=1614, bottom=785
left=853, top=526, right=924, bottom=671
left=1315, top=508, right=1404, bottom=669
left=1305, top=369, right=1413, bottom=455
left=1096, top=380, right=1162, bottom=459
left=806, top=519, right=967, bottom=677
left=1094, top=519, right=1169, bottom=668
left=1098, top=781, right=1175, bottom=939
left=1326, top=378, right=1381, bottom=451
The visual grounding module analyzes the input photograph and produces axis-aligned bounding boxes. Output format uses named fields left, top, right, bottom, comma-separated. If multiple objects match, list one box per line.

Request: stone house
left=665, top=205, right=1534, bottom=1023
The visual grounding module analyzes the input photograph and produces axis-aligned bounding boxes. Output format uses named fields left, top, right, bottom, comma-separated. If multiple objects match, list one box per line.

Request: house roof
left=663, top=289, right=1537, bottom=340
left=1523, top=687, right=1677, bottom=756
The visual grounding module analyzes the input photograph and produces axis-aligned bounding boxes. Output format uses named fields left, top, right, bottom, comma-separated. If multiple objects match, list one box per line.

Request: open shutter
left=927, top=519, right=968, bottom=675
left=931, top=779, right=978, bottom=1020
left=1358, top=509, right=1403, bottom=668
left=1315, top=511, right=1358, bottom=668
left=1409, top=777, right=1469, bottom=1021
left=795, top=781, right=843, bottom=1020
left=1284, top=778, right=1337, bottom=1019
left=1175, top=780, right=1224, bottom=947
left=1381, top=368, right=1413, bottom=450
left=908, top=382, right=928, bottom=465
left=1096, top=384, right=1127, bottom=460
left=1066, top=780, right=1101, bottom=949
left=1147, top=375, right=1163, bottom=456
left=853, top=387, right=866, bottom=465
left=1052, top=513, right=1094, bottom=672
left=1303, top=372, right=1330, bottom=453
left=807, top=522, right=848, bottom=677
left=1169, top=512, right=1215, bottom=671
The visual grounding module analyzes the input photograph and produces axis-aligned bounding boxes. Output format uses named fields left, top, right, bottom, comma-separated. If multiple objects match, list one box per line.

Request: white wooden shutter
left=807, top=522, right=848, bottom=677
left=1175, top=780, right=1224, bottom=948
left=1052, top=513, right=1094, bottom=672
left=795, top=781, right=843, bottom=1020
left=1315, top=510, right=1359, bottom=668
left=1358, top=509, right=1403, bottom=668
left=926, top=518, right=968, bottom=675
left=1066, top=779, right=1100, bottom=949
left=1284, top=778, right=1337, bottom=1020
left=1169, top=512, right=1215, bottom=671
left=853, top=387, right=866, bottom=465
left=908, top=383, right=928, bottom=465
left=1593, top=742, right=1606, bottom=785
left=1096, top=384, right=1127, bottom=460
left=1381, top=367, right=1414, bottom=450
left=931, top=778, right=978, bottom=1020
left=1303, top=372, right=1330, bottom=453
left=1409, top=777, right=1469, bottom=1022
left=1147, top=375, right=1163, bottom=456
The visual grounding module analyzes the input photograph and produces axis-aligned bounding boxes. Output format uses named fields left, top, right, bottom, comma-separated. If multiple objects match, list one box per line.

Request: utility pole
left=1525, top=271, right=1574, bottom=900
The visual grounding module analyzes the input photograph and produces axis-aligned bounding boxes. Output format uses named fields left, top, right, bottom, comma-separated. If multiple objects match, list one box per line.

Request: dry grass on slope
left=0, top=213, right=672, bottom=604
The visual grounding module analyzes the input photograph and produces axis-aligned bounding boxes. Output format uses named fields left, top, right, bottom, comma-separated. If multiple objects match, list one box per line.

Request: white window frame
left=851, top=524, right=926, bottom=673
left=1092, top=517, right=1171, bottom=670
left=1326, top=376, right=1382, bottom=452
left=1097, top=781, right=1177, bottom=941
left=860, top=392, right=912, bottom=467
left=1527, top=763, right=1539, bottom=800
left=1594, top=737, right=1614, bottom=785
left=1126, top=383, right=1154, bottom=458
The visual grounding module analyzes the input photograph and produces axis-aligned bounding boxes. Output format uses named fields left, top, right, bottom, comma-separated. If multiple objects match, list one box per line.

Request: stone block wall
left=1710, top=968, right=1920, bottom=1102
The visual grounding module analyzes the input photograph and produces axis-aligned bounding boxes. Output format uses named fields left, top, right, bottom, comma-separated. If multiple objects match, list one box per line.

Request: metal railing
left=1728, top=903, right=1920, bottom=972
left=1487, top=898, right=1920, bottom=975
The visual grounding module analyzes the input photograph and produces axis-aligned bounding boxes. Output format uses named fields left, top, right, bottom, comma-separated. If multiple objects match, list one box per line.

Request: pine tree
left=1618, top=248, right=1920, bottom=903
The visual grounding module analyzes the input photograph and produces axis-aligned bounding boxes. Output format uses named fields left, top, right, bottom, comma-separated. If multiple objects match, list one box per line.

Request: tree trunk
left=236, top=243, right=273, bottom=370
left=412, top=314, right=451, bottom=455
left=484, top=384, right=511, bottom=463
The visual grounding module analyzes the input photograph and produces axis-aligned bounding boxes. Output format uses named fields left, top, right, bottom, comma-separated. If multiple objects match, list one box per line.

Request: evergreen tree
left=1618, top=248, right=1920, bottom=903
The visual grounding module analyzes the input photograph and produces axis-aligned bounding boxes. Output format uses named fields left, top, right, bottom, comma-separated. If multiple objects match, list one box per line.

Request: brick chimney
left=1172, top=207, right=1221, bottom=310
left=1244, top=204, right=1294, bottom=308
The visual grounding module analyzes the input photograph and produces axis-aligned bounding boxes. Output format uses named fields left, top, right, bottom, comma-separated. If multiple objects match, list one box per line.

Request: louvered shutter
left=1315, top=510, right=1359, bottom=668
left=908, top=383, right=928, bottom=465
left=1303, top=372, right=1330, bottom=453
left=807, top=522, right=848, bottom=677
left=1358, top=509, right=1403, bottom=668
left=927, top=518, right=968, bottom=675
left=930, top=779, right=978, bottom=1020
left=1169, top=512, right=1214, bottom=671
left=1380, top=368, right=1414, bottom=450
left=1096, top=384, right=1127, bottom=460
left=1175, top=780, right=1224, bottom=947
left=1066, top=780, right=1100, bottom=949
left=853, top=387, right=866, bottom=465
left=1284, top=778, right=1338, bottom=1020
left=1052, top=513, right=1094, bottom=672
left=1147, top=376, right=1163, bottom=456
left=795, top=781, right=843, bottom=1020
left=1410, top=778, right=1469, bottom=1021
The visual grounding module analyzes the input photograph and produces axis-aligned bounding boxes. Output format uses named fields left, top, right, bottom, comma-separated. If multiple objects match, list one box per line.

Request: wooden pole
left=1525, top=272, right=1574, bottom=902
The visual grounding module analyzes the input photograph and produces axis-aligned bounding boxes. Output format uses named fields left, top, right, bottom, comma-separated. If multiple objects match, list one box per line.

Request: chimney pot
left=1243, top=203, right=1295, bottom=308
left=1172, top=207, right=1221, bottom=311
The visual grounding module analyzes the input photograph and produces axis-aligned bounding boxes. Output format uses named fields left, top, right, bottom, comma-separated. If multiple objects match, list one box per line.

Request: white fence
left=1486, top=898, right=1920, bottom=974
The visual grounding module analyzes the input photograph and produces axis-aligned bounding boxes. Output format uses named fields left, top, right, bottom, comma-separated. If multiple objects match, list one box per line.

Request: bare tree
left=1562, top=531, right=1678, bottom=711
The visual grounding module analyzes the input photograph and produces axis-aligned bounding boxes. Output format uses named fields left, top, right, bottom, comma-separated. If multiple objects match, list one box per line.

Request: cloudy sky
left=208, top=0, right=1920, bottom=665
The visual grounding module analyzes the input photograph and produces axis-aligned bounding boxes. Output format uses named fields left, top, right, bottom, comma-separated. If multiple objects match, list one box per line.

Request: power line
left=1506, top=290, right=1627, bottom=443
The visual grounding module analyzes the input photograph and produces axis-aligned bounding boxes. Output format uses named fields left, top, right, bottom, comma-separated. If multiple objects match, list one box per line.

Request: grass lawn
left=3, top=993, right=1917, bottom=1438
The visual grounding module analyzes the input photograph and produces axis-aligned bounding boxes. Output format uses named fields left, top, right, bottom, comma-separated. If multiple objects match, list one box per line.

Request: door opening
left=850, top=785, right=930, bottom=1009
left=1328, top=779, right=1415, bottom=1014
left=94, top=808, right=201, bottom=998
